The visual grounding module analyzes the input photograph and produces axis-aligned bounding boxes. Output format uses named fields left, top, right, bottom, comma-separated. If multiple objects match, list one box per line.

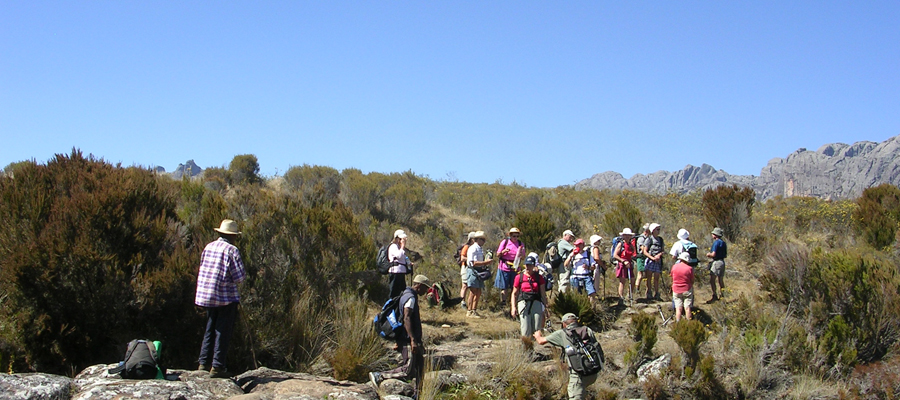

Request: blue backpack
left=681, top=241, right=699, bottom=267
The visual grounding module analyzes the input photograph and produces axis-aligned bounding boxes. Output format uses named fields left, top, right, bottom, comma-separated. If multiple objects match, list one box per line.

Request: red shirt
left=671, top=261, right=694, bottom=294
left=513, top=271, right=545, bottom=293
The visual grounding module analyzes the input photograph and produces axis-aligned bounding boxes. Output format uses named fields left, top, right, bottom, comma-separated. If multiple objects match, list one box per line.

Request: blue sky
left=2, top=2, right=898, bottom=187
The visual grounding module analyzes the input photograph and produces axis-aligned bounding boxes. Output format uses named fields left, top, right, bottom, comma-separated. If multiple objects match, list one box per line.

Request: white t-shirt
left=467, top=242, right=484, bottom=266
left=571, top=250, right=592, bottom=276
left=388, top=243, right=408, bottom=274
left=669, top=239, right=692, bottom=259
left=404, top=296, right=416, bottom=309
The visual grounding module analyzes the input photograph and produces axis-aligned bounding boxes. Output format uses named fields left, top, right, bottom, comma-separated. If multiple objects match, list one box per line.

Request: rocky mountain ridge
left=576, top=135, right=900, bottom=200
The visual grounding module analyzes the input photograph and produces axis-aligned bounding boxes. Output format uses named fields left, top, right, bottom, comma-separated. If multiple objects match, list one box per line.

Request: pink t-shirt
left=671, top=261, right=694, bottom=294
left=496, top=238, right=523, bottom=272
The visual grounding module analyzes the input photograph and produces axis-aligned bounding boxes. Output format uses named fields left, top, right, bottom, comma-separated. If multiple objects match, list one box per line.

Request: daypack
left=609, top=236, right=636, bottom=264
left=108, top=339, right=164, bottom=379
left=426, top=282, right=449, bottom=308
left=681, top=241, right=699, bottom=267
left=545, top=241, right=562, bottom=271
left=564, top=326, right=605, bottom=376
left=452, top=244, right=465, bottom=264
left=373, top=295, right=404, bottom=340
left=376, top=245, right=392, bottom=275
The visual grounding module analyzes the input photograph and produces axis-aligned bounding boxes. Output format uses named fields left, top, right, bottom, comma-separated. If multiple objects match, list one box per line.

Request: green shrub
left=629, top=312, right=658, bottom=360
left=670, top=319, right=709, bottom=374
left=549, top=290, right=600, bottom=330
left=854, top=184, right=900, bottom=249
left=701, top=184, right=755, bottom=242
left=325, top=294, right=391, bottom=382
left=602, top=195, right=642, bottom=235
left=513, top=211, right=555, bottom=251
left=229, top=154, right=263, bottom=185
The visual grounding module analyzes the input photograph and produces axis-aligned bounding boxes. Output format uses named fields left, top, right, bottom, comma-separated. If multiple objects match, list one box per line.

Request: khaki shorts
left=673, top=290, right=693, bottom=309
left=710, top=260, right=725, bottom=277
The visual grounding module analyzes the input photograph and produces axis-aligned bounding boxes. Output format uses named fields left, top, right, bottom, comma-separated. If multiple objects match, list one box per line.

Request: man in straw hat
left=195, top=219, right=247, bottom=378
left=370, top=274, right=431, bottom=397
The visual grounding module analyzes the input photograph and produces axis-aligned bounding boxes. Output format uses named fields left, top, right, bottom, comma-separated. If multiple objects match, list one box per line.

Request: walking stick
left=627, top=262, right=634, bottom=308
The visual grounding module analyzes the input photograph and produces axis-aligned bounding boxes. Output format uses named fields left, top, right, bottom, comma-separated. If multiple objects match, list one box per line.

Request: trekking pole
left=238, top=304, right=259, bottom=369
left=627, top=262, right=634, bottom=308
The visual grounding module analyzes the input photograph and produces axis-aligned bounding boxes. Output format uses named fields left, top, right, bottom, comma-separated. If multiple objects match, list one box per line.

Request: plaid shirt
left=195, top=238, right=247, bottom=307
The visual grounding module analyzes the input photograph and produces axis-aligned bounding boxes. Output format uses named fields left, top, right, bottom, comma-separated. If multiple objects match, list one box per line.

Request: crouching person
left=533, top=313, right=601, bottom=400
left=370, top=275, right=430, bottom=397
left=510, top=256, right=549, bottom=339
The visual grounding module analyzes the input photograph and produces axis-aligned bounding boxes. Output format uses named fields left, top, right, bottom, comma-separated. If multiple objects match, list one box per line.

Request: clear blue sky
left=2, top=2, right=898, bottom=187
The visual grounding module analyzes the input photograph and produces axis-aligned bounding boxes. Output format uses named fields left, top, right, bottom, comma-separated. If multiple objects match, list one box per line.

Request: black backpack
left=564, top=326, right=604, bottom=376
left=545, top=241, right=562, bottom=270
left=376, top=244, right=392, bottom=275
left=452, top=244, right=465, bottom=263
left=108, top=339, right=163, bottom=379
left=373, top=295, right=404, bottom=340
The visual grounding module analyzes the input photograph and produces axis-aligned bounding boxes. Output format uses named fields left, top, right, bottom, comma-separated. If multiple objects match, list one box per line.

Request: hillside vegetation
left=2, top=151, right=900, bottom=399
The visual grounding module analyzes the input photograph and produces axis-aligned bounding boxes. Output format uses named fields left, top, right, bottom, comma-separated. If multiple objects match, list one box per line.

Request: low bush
left=670, top=319, right=709, bottom=376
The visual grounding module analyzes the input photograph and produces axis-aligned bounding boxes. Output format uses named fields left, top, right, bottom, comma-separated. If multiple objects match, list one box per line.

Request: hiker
left=706, top=227, right=728, bottom=303
left=589, top=235, right=606, bottom=296
left=495, top=227, right=525, bottom=306
left=388, top=230, right=413, bottom=299
left=634, top=224, right=650, bottom=298
left=510, top=255, right=549, bottom=338
left=671, top=252, right=695, bottom=321
left=613, top=228, right=637, bottom=302
left=195, top=219, right=247, bottom=378
left=466, top=231, right=494, bottom=318
left=369, top=274, right=430, bottom=397
left=533, top=313, right=600, bottom=400
left=458, top=232, right=475, bottom=309
left=566, top=239, right=597, bottom=304
left=642, top=223, right=665, bottom=301
left=669, top=228, right=698, bottom=267
left=557, top=229, right=576, bottom=293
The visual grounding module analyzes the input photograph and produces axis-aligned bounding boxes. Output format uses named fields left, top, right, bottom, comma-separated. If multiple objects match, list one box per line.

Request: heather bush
left=854, top=184, right=900, bottom=249
left=627, top=311, right=658, bottom=364
left=229, top=154, right=263, bottom=185
left=513, top=210, right=555, bottom=251
left=0, top=151, right=198, bottom=373
left=602, top=195, right=642, bottom=235
left=701, top=184, right=755, bottom=242
left=283, top=164, right=342, bottom=203
left=670, top=319, right=709, bottom=375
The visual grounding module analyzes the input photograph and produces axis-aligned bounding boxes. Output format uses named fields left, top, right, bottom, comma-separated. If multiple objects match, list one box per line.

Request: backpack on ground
left=373, top=295, right=404, bottom=340
left=564, top=327, right=605, bottom=376
left=681, top=241, right=699, bottom=267
left=376, top=244, right=392, bottom=275
left=545, top=241, right=562, bottom=271
left=426, top=282, right=449, bottom=308
left=108, top=339, right=164, bottom=379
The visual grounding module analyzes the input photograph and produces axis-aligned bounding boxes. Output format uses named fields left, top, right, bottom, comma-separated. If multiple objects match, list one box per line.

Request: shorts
left=615, top=261, right=634, bottom=280
left=494, top=269, right=517, bottom=290
left=710, top=260, right=725, bottom=277
left=673, top=290, right=694, bottom=309
left=635, top=257, right=646, bottom=272
left=570, top=276, right=596, bottom=296
left=460, top=265, right=468, bottom=283
left=466, top=268, right=485, bottom=289
left=645, top=259, right=662, bottom=274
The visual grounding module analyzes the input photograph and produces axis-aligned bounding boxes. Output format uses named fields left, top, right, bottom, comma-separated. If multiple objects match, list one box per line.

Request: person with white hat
left=671, top=252, right=695, bottom=322
left=388, top=229, right=413, bottom=299
left=634, top=224, right=651, bottom=298
left=195, top=219, right=247, bottom=378
left=556, top=229, right=576, bottom=293
left=465, top=231, right=494, bottom=318
left=369, top=274, right=431, bottom=397
left=669, top=228, right=699, bottom=267
left=613, top=228, right=637, bottom=303
left=457, top=232, right=476, bottom=308
left=642, top=223, right=666, bottom=301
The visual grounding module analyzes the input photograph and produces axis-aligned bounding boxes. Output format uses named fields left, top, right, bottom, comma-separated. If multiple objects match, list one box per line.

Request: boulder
left=377, top=378, right=414, bottom=397
left=234, top=367, right=377, bottom=400
left=0, top=372, right=73, bottom=400
left=72, top=364, right=244, bottom=400
left=637, top=354, right=671, bottom=383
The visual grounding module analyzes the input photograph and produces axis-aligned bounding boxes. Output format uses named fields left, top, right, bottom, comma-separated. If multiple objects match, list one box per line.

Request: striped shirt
left=195, top=238, right=247, bottom=307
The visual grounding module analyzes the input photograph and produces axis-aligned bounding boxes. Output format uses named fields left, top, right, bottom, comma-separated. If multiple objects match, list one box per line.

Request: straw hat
left=508, top=227, right=521, bottom=234
left=214, top=219, right=241, bottom=235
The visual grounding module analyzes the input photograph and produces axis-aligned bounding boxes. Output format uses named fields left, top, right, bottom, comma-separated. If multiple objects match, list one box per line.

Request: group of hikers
left=191, top=218, right=728, bottom=400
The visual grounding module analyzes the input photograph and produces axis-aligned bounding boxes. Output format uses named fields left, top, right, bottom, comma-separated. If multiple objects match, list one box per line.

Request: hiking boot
left=209, top=367, right=231, bottom=379
left=460, top=300, right=467, bottom=308
left=468, top=310, right=482, bottom=319
left=645, top=289, right=652, bottom=299
left=654, top=293, right=663, bottom=302
left=197, top=364, right=208, bottom=372
left=706, top=295, right=719, bottom=304
left=368, top=371, right=383, bottom=388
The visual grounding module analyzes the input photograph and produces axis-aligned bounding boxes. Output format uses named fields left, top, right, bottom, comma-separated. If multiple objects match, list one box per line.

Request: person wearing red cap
left=565, top=238, right=598, bottom=305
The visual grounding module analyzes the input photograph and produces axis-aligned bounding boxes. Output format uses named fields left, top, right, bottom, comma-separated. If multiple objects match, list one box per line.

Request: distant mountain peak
left=576, top=135, right=900, bottom=200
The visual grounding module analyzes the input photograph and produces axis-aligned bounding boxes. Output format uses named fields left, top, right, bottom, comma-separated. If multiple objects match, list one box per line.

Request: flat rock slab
left=233, top=367, right=377, bottom=400
left=73, top=364, right=244, bottom=400
left=0, top=373, right=73, bottom=400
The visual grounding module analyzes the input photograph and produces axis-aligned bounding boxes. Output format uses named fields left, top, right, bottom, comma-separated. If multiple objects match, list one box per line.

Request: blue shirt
left=710, top=238, right=727, bottom=260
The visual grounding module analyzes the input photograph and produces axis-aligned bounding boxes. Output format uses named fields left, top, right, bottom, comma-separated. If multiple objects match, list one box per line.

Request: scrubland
left=1, top=152, right=899, bottom=399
